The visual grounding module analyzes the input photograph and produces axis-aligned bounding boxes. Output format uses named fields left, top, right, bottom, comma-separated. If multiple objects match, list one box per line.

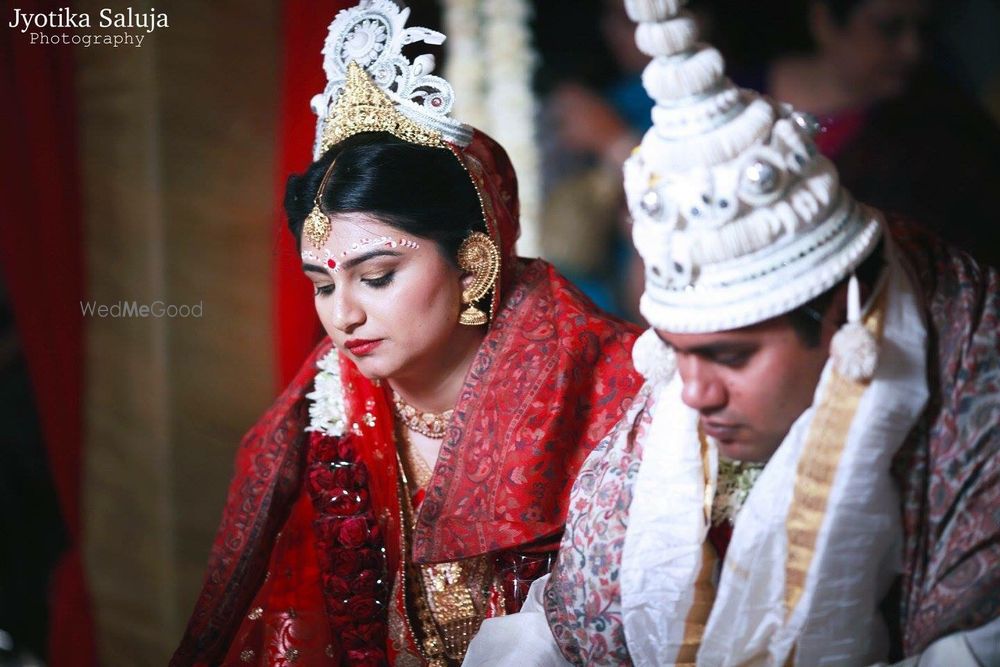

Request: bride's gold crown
left=319, top=62, right=446, bottom=154
left=309, top=0, right=472, bottom=161
left=303, top=0, right=474, bottom=249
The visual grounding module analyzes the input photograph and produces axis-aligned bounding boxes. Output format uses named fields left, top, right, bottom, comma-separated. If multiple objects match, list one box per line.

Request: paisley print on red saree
left=173, top=263, right=639, bottom=665
left=172, top=130, right=642, bottom=667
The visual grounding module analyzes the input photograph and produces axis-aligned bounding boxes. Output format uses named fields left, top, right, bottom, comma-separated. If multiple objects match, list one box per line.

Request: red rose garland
left=306, top=429, right=390, bottom=666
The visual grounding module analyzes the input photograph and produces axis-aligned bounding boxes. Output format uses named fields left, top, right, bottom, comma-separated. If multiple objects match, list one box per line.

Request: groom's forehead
left=654, top=318, right=792, bottom=349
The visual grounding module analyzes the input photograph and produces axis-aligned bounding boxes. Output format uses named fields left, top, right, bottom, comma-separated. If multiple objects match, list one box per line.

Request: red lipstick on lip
left=344, top=338, right=383, bottom=356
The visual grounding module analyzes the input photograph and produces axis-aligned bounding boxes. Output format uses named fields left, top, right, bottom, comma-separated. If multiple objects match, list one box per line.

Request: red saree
left=171, top=131, right=642, bottom=666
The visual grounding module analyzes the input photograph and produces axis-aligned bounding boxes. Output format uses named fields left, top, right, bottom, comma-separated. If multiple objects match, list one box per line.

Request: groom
left=465, top=0, right=1000, bottom=664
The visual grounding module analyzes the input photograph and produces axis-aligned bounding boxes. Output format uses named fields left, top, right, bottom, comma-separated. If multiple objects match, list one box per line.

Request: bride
left=171, top=2, right=641, bottom=665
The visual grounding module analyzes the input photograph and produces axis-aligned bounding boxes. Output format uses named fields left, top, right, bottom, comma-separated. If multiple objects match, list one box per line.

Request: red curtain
left=274, top=0, right=354, bottom=387
left=0, top=2, right=96, bottom=665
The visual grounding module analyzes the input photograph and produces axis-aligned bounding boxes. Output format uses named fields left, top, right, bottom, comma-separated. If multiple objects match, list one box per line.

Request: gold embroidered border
left=677, top=540, right=718, bottom=665
left=677, top=432, right=718, bottom=664
left=783, top=290, right=887, bottom=620
left=395, top=441, right=490, bottom=666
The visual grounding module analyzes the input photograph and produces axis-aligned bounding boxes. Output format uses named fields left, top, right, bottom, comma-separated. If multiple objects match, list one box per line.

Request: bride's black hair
left=284, top=132, right=486, bottom=265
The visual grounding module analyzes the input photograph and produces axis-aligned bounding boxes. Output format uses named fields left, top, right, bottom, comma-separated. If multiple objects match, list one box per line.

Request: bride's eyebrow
left=303, top=264, right=329, bottom=277
left=341, top=249, right=402, bottom=270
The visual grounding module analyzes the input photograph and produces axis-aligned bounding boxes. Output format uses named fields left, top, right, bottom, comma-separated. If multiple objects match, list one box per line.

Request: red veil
left=172, top=132, right=642, bottom=665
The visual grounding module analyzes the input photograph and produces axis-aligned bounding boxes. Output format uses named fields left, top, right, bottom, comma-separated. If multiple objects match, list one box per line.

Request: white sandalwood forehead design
left=302, top=236, right=421, bottom=274
left=623, top=0, right=881, bottom=333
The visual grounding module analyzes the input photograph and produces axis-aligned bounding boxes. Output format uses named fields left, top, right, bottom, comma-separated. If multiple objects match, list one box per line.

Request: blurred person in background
left=536, top=0, right=656, bottom=321
left=734, top=0, right=1000, bottom=266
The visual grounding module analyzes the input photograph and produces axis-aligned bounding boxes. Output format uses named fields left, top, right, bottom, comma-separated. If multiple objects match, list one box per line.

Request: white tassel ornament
left=830, top=274, right=879, bottom=382
left=632, top=328, right=677, bottom=386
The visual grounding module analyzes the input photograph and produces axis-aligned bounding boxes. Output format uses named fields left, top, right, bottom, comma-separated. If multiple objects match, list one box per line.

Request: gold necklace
left=395, top=434, right=489, bottom=665
left=391, top=390, right=454, bottom=439
left=398, top=425, right=434, bottom=490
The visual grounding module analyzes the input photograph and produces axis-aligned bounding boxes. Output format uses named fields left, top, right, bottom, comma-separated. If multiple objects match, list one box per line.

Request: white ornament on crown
left=310, top=0, right=473, bottom=159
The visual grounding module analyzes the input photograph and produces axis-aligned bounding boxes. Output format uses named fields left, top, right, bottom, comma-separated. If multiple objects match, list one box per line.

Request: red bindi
left=327, top=259, right=337, bottom=269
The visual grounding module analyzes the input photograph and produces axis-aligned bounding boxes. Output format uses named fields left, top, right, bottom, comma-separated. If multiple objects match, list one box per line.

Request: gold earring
left=457, top=232, right=500, bottom=326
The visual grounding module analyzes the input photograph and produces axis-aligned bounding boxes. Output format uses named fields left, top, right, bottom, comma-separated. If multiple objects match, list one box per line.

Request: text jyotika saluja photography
left=8, top=7, right=168, bottom=48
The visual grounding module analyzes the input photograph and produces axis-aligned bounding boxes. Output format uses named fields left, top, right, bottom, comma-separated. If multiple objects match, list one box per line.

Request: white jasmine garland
left=711, top=458, right=764, bottom=526
left=305, top=348, right=348, bottom=437
left=444, top=0, right=542, bottom=256
left=483, top=0, right=541, bottom=257
left=443, top=0, right=488, bottom=129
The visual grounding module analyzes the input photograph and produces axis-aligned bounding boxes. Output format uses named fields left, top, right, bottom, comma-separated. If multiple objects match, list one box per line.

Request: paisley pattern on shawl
left=171, top=269, right=640, bottom=665
left=172, top=127, right=641, bottom=665
left=889, top=219, right=1000, bottom=653
left=413, top=260, right=643, bottom=564
left=539, top=220, right=999, bottom=664
left=542, top=385, right=654, bottom=666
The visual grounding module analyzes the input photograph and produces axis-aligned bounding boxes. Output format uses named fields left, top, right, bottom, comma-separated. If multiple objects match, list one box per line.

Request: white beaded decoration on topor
left=631, top=328, right=677, bottom=387
left=641, top=49, right=725, bottom=102
left=830, top=274, right=879, bottom=382
left=634, top=13, right=697, bottom=57
left=624, top=0, right=688, bottom=23
left=621, top=0, right=882, bottom=334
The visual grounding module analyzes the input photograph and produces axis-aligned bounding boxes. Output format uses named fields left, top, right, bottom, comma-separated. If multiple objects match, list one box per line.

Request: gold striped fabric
left=784, top=291, right=888, bottom=618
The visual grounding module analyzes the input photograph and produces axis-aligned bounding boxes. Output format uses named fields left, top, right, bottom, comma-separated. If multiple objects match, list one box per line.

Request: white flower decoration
left=305, top=348, right=348, bottom=437
left=342, top=18, right=389, bottom=67
left=712, top=458, right=764, bottom=526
